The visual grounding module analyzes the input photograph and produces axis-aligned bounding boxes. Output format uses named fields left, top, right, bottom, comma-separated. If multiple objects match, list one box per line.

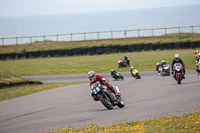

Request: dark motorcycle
left=91, top=83, right=125, bottom=110
left=161, top=64, right=170, bottom=76
left=111, top=70, right=124, bottom=80
left=173, top=63, right=183, bottom=84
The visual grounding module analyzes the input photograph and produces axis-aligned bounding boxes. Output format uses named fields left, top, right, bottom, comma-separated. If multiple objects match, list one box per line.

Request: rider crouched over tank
left=160, top=60, right=170, bottom=76
left=111, top=69, right=124, bottom=80
left=171, top=54, right=186, bottom=79
left=88, top=71, right=121, bottom=101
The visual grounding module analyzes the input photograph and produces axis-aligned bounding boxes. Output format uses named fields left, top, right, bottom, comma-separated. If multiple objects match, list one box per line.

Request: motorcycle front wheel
left=177, top=74, right=181, bottom=84
left=99, top=94, right=113, bottom=110
left=117, top=97, right=125, bottom=108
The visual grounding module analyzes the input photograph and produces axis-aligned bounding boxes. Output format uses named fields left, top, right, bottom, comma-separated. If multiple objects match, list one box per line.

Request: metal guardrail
left=0, top=25, right=200, bottom=46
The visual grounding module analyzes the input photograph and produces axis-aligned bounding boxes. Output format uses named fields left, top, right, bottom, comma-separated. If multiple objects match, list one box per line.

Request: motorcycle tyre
left=177, top=74, right=181, bottom=84
left=136, top=74, right=141, bottom=79
left=137, top=75, right=141, bottom=79
left=117, top=97, right=125, bottom=108
left=99, top=94, right=113, bottom=110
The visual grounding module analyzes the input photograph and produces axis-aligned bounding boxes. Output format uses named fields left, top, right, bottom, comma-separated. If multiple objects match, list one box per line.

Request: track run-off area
left=0, top=71, right=200, bottom=133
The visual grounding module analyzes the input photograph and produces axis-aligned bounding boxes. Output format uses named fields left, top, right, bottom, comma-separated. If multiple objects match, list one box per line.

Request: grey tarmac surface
left=0, top=71, right=200, bottom=133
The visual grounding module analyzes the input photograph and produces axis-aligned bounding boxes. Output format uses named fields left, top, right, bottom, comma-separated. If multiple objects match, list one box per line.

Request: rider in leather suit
left=88, top=71, right=120, bottom=101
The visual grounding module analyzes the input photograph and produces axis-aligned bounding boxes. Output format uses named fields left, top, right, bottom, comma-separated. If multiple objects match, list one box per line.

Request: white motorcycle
left=196, top=60, right=200, bottom=75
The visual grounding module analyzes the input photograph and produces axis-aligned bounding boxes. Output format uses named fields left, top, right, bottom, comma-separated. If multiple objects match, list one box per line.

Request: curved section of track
left=0, top=71, right=200, bottom=133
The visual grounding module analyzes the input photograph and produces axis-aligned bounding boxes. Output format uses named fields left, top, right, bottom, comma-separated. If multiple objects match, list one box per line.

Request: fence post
left=124, top=30, right=127, bottom=38
left=151, top=29, right=154, bottom=37
left=70, top=34, right=73, bottom=41
left=43, top=36, right=46, bottom=41
left=165, top=28, right=167, bottom=35
left=16, top=37, right=18, bottom=45
left=137, top=30, right=140, bottom=37
left=2, top=38, right=4, bottom=46
left=191, top=26, right=194, bottom=33
left=84, top=32, right=86, bottom=40
left=30, top=36, right=32, bottom=44
left=178, top=27, right=180, bottom=33
left=56, top=35, right=58, bottom=42
left=97, top=32, right=99, bottom=40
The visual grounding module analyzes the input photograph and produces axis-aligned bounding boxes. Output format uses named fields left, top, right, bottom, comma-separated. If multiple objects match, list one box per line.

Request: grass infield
left=0, top=49, right=197, bottom=76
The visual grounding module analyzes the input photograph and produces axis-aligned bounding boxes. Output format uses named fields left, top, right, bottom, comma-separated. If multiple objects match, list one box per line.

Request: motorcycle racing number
left=93, top=87, right=101, bottom=95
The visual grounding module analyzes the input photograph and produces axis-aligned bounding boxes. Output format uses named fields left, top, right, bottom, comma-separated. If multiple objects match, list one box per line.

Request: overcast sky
left=0, top=0, right=200, bottom=17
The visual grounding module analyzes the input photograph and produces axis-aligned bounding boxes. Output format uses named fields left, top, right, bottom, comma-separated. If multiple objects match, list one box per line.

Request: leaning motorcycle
left=91, top=83, right=125, bottom=110
left=196, top=61, right=200, bottom=75
left=173, top=63, right=183, bottom=84
left=161, top=64, right=170, bottom=76
left=131, top=69, right=141, bottom=79
left=118, top=59, right=128, bottom=68
left=111, top=71, right=124, bottom=80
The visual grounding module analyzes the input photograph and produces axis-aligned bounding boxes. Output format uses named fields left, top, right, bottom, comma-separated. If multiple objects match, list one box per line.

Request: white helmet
left=161, top=60, right=165, bottom=63
left=156, top=63, right=160, bottom=65
left=131, top=66, right=135, bottom=69
left=88, top=71, right=96, bottom=82
left=174, top=54, right=179, bottom=61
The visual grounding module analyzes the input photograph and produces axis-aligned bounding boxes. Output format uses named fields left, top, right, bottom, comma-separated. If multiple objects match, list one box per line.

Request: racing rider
left=161, top=60, right=167, bottom=73
left=194, top=49, right=199, bottom=60
left=88, top=71, right=120, bottom=101
left=111, top=69, right=117, bottom=77
left=130, top=66, right=135, bottom=72
left=161, top=60, right=167, bottom=67
left=171, top=54, right=185, bottom=79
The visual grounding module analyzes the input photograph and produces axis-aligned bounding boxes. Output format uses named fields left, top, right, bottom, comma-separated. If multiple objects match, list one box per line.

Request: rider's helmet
left=111, top=69, right=114, bottom=72
left=88, top=71, right=96, bottom=82
left=174, top=54, right=180, bottom=61
left=131, top=66, right=135, bottom=69
left=124, top=56, right=129, bottom=60
left=161, top=60, right=165, bottom=63
left=156, top=63, right=160, bottom=65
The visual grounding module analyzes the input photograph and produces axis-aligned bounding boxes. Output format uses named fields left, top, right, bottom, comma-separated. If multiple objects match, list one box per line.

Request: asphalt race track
left=0, top=71, right=200, bottom=133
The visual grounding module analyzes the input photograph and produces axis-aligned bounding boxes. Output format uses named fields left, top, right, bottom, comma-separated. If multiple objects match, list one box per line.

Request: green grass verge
left=48, top=111, right=200, bottom=133
left=0, top=81, right=88, bottom=101
left=0, top=71, right=42, bottom=88
left=0, top=49, right=197, bottom=76
left=0, top=33, right=200, bottom=54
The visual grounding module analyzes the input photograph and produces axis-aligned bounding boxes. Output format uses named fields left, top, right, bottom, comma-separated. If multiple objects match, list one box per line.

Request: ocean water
left=0, top=4, right=200, bottom=45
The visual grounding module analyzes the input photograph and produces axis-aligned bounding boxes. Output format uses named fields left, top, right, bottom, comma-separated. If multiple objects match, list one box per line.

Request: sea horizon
left=0, top=4, right=200, bottom=45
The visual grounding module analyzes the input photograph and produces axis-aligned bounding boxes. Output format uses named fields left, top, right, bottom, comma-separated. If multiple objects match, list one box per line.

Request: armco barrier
left=0, top=41, right=200, bottom=60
